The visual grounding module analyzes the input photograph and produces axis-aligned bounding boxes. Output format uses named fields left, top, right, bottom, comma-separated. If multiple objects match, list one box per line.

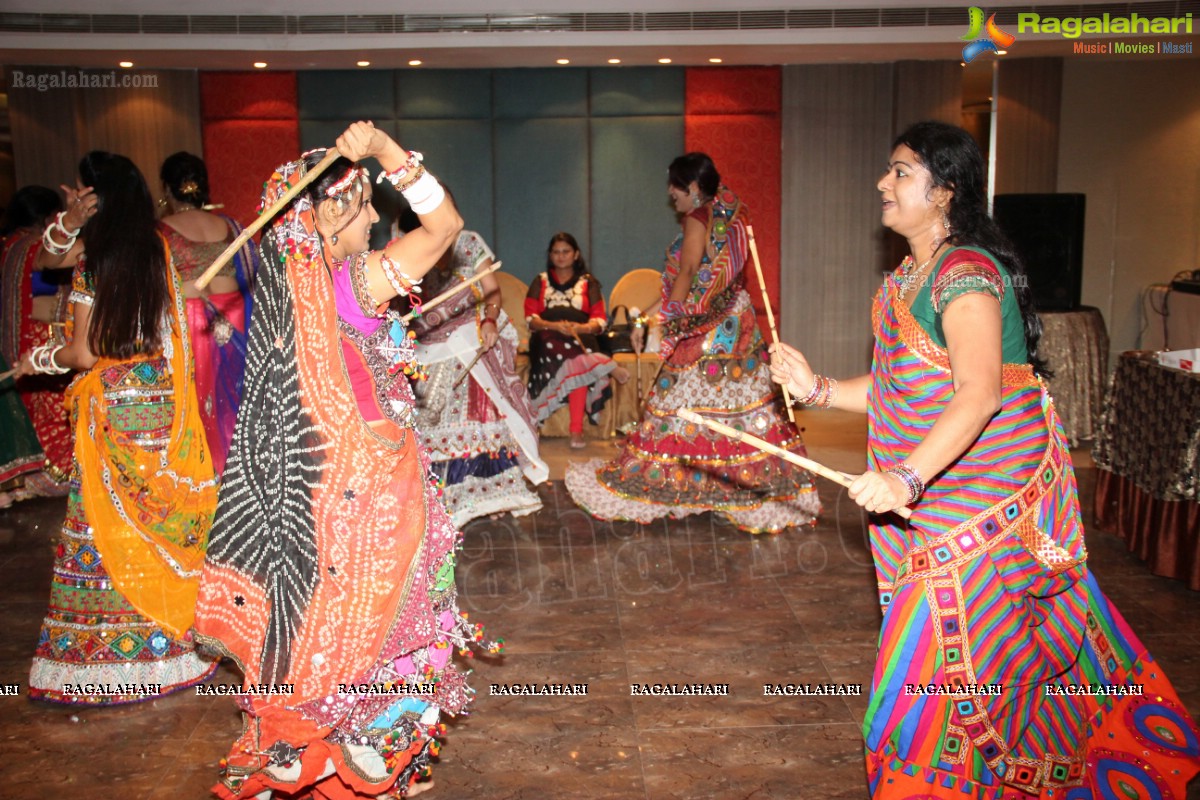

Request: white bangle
left=42, top=223, right=75, bottom=256
left=402, top=171, right=445, bottom=215
left=55, top=211, right=81, bottom=238
left=30, top=344, right=70, bottom=375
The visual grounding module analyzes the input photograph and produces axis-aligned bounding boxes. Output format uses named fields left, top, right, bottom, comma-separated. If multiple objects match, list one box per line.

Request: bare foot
left=406, top=779, right=435, bottom=797
left=569, top=432, right=587, bottom=449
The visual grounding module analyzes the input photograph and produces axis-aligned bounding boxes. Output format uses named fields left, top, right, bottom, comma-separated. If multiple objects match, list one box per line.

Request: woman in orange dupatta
left=195, top=122, right=499, bottom=800
left=21, top=151, right=218, bottom=704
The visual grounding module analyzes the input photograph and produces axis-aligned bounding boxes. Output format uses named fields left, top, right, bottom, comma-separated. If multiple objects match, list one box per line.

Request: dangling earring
left=691, top=194, right=701, bottom=208
left=157, top=197, right=169, bottom=209
left=941, top=208, right=952, bottom=238
left=331, top=233, right=339, bottom=246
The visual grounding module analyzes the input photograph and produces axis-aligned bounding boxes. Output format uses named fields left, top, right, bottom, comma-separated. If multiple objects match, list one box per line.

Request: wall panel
left=781, top=64, right=894, bottom=379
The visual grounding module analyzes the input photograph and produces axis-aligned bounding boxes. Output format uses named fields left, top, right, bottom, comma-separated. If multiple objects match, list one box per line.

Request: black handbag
left=599, top=305, right=635, bottom=355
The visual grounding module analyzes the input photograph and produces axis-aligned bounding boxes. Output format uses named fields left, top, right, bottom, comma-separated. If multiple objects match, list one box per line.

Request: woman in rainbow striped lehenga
left=770, top=121, right=1199, bottom=798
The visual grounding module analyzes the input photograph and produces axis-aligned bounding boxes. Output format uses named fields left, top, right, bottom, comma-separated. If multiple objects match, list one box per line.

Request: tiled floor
left=0, top=412, right=1196, bottom=799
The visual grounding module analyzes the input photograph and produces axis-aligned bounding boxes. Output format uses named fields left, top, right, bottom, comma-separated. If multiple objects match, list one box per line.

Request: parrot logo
left=961, top=7, right=1017, bottom=62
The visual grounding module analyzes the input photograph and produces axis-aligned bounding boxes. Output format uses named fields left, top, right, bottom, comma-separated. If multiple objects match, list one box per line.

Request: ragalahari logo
left=961, top=7, right=1016, bottom=62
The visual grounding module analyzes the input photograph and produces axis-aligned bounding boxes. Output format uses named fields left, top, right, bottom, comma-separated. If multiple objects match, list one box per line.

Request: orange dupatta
left=69, top=244, right=217, bottom=638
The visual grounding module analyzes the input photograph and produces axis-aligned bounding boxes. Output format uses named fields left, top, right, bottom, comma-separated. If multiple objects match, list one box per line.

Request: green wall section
left=297, top=68, right=684, bottom=295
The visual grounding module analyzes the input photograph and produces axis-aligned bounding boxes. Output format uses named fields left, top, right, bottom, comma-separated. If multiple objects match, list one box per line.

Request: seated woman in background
left=1, top=185, right=74, bottom=493
left=22, top=150, right=218, bottom=704
left=159, top=151, right=258, bottom=475
left=525, top=232, right=623, bottom=449
left=409, top=215, right=548, bottom=526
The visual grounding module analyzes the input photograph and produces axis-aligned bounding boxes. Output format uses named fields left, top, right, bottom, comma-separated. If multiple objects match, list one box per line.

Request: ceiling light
left=657, top=58, right=672, bottom=64
left=253, top=61, right=268, bottom=69
left=607, top=58, right=621, bottom=64
left=556, top=58, right=570, bottom=65
left=995, top=50, right=1008, bottom=55
left=357, top=60, right=370, bottom=67
left=708, top=58, right=723, bottom=63
left=118, top=61, right=134, bottom=68
left=408, top=59, right=423, bottom=66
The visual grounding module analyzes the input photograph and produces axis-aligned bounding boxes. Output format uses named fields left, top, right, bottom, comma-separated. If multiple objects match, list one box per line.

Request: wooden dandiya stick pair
left=676, top=408, right=913, bottom=520
left=744, top=224, right=795, bottom=423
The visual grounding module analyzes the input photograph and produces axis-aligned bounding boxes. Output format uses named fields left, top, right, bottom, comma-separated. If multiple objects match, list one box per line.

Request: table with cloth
left=1092, top=350, right=1200, bottom=589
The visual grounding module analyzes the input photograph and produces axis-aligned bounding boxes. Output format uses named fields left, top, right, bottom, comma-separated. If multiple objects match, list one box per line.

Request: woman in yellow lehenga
left=21, top=151, right=218, bottom=704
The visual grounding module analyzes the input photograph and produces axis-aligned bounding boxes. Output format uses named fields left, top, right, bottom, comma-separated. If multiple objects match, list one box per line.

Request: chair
left=607, top=269, right=664, bottom=433
left=608, top=268, right=662, bottom=319
left=494, top=271, right=531, bottom=355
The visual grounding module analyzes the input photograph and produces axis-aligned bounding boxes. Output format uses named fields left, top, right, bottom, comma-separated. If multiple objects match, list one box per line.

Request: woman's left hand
left=848, top=470, right=911, bottom=515
left=481, top=320, right=498, bottom=350
left=15, top=351, right=36, bottom=378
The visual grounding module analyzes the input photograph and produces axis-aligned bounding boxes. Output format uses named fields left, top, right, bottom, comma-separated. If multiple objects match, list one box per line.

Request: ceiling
left=1, top=1, right=1192, bottom=70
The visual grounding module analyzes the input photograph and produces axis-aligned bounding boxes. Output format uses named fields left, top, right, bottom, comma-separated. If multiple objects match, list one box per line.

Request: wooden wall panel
left=781, top=64, right=894, bottom=379
left=995, top=57, right=1062, bottom=195
left=11, top=68, right=200, bottom=197
left=893, top=60, right=964, bottom=134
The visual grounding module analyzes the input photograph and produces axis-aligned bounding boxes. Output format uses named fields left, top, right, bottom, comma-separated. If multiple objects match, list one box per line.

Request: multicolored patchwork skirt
left=566, top=323, right=819, bottom=533
left=28, top=356, right=216, bottom=705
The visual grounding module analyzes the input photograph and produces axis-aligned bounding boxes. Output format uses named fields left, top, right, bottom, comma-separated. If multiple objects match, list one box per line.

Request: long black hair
left=893, top=121, right=1047, bottom=376
left=544, top=231, right=589, bottom=278
left=668, top=152, right=720, bottom=199
left=160, top=151, right=211, bottom=208
left=0, top=185, right=62, bottom=237
left=80, top=151, right=170, bottom=359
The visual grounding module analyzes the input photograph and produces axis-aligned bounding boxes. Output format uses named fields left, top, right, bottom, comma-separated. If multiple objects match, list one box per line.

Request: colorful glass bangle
left=886, top=462, right=925, bottom=505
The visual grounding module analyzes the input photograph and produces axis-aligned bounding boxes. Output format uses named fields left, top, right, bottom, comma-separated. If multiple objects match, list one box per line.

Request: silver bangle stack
left=886, top=462, right=925, bottom=505
left=30, top=344, right=70, bottom=375
left=42, top=211, right=80, bottom=256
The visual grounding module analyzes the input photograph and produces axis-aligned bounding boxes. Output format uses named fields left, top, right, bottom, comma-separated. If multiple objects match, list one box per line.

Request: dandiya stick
left=401, top=261, right=502, bottom=324
left=745, top=224, right=795, bottom=422
left=0, top=367, right=16, bottom=383
left=676, top=408, right=912, bottom=520
left=452, top=317, right=510, bottom=388
left=194, top=148, right=343, bottom=291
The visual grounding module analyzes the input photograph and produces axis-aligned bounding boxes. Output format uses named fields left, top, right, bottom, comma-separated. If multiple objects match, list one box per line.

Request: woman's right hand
left=60, top=183, right=97, bottom=232
left=768, top=342, right=815, bottom=398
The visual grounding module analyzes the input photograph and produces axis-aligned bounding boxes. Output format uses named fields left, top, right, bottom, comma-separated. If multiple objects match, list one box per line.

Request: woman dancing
left=567, top=153, right=819, bottom=533
left=1, top=185, right=74, bottom=491
left=195, top=122, right=499, bottom=799
left=770, top=121, right=1200, bottom=797
left=159, top=151, right=258, bottom=474
left=410, top=226, right=547, bottom=526
left=23, top=151, right=218, bottom=703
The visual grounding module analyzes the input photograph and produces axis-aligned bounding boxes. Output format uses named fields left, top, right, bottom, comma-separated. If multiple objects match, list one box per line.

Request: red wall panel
left=199, top=72, right=299, bottom=225
left=685, top=67, right=782, bottom=331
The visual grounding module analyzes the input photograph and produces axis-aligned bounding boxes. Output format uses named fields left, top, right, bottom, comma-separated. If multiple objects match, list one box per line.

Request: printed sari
left=162, top=217, right=257, bottom=475
left=566, top=186, right=820, bottom=533
left=864, top=247, right=1200, bottom=797
left=29, top=246, right=219, bottom=704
